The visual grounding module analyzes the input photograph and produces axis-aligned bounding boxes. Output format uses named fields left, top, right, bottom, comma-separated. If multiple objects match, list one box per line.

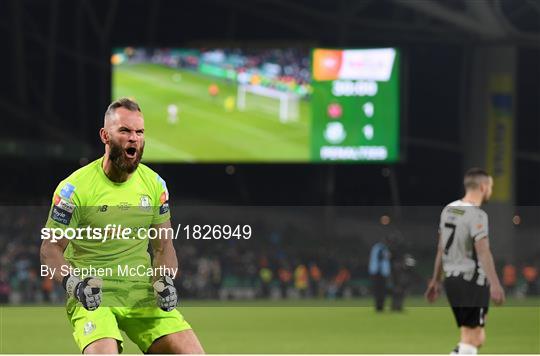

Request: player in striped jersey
left=425, top=168, right=505, bottom=354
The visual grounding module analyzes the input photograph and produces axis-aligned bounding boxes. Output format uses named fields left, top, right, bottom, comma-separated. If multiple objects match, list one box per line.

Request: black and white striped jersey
left=439, top=200, right=489, bottom=286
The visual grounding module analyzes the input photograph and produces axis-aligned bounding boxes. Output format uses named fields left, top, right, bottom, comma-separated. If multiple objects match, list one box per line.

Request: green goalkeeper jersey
left=45, top=157, right=171, bottom=306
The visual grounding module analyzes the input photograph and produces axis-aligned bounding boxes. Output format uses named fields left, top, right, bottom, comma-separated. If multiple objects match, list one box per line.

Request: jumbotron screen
left=111, top=47, right=400, bottom=163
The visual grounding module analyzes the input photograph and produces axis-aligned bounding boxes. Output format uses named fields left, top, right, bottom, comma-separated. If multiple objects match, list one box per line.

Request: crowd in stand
left=0, top=209, right=538, bottom=304
left=1, top=237, right=538, bottom=304
left=173, top=235, right=364, bottom=300
left=0, top=240, right=361, bottom=303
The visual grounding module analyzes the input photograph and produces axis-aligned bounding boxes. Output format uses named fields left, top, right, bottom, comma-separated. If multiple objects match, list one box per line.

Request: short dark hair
left=464, top=167, right=490, bottom=190
left=104, top=97, right=141, bottom=124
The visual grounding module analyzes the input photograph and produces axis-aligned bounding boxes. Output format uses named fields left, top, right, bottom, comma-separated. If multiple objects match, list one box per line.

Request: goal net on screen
left=237, top=84, right=300, bottom=123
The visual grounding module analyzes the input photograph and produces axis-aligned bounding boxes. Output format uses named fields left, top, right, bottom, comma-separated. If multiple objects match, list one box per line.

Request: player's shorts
left=444, top=276, right=490, bottom=328
left=67, top=305, right=192, bottom=353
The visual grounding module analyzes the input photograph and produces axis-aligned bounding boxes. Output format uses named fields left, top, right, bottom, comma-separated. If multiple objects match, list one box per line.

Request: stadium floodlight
left=237, top=84, right=300, bottom=123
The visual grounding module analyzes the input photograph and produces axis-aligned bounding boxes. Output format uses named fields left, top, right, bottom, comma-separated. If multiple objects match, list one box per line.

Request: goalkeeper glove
left=153, top=275, right=178, bottom=312
left=63, top=275, right=103, bottom=311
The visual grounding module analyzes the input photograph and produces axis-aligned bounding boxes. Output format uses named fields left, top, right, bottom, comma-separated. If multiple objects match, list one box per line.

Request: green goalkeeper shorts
left=67, top=305, right=192, bottom=353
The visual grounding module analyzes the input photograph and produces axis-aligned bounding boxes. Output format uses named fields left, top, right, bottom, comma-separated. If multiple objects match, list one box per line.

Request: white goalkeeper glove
left=63, top=275, right=103, bottom=311
left=153, top=275, right=178, bottom=312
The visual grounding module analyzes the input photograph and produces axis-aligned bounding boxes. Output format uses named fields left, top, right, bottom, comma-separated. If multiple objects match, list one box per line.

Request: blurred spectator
left=0, top=270, right=10, bottom=303
left=196, top=257, right=212, bottom=298
left=41, top=276, right=54, bottom=302
left=369, top=240, right=391, bottom=311
left=309, top=262, right=322, bottom=298
left=278, top=265, right=292, bottom=299
left=334, top=266, right=351, bottom=298
left=502, top=263, right=517, bottom=295
left=522, top=265, right=539, bottom=296
left=209, top=257, right=222, bottom=299
left=387, top=231, right=416, bottom=311
left=294, top=263, right=309, bottom=298
left=258, top=267, right=273, bottom=298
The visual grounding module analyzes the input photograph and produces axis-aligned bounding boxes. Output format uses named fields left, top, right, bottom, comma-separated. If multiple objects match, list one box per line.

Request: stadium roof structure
left=215, top=0, right=540, bottom=47
left=0, top=0, right=539, bottom=205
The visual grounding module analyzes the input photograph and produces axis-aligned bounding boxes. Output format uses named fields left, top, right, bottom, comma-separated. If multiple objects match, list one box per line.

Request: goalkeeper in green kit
left=40, top=98, right=204, bottom=354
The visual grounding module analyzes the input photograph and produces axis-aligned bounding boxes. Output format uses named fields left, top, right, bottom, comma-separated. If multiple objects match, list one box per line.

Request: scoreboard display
left=310, top=48, right=400, bottom=162
left=112, top=47, right=400, bottom=163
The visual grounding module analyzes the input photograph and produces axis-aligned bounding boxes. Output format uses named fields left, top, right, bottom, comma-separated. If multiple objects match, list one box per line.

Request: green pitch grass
left=1, top=298, right=538, bottom=354
left=113, top=63, right=310, bottom=163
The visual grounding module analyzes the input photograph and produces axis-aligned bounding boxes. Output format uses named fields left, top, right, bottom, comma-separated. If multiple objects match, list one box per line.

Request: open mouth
left=125, top=147, right=137, bottom=158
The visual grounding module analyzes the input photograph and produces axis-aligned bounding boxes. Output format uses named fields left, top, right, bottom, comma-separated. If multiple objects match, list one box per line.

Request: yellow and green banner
left=486, top=74, right=514, bottom=202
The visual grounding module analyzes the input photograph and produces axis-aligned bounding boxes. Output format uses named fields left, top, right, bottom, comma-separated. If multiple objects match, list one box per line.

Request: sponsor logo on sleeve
left=50, top=194, right=75, bottom=225
left=160, top=191, right=168, bottom=204
left=59, top=182, right=76, bottom=200
left=159, top=191, right=170, bottom=215
left=159, top=202, right=170, bottom=215
left=159, top=201, right=169, bottom=215
left=51, top=206, right=73, bottom=225
left=157, top=175, right=170, bottom=215
left=54, top=195, right=75, bottom=213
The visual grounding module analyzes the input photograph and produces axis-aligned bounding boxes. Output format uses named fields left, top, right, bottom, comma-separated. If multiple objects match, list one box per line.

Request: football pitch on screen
left=113, top=63, right=311, bottom=163
left=1, top=299, right=538, bottom=354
